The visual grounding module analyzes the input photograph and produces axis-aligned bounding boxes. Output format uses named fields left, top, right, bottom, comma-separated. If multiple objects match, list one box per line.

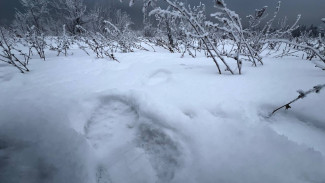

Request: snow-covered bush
left=52, top=0, right=90, bottom=35
left=50, top=25, right=74, bottom=57
left=244, top=2, right=325, bottom=64
left=209, top=0, right=265, bottom=73
left=76, top=25, right=119, bottom=62
left=243, top=2, right=302, bottom=58
left=108, top=10, right=137, bottom=53
left=137, top=0, right=300, bottom=74
left=23, top=26, right=47, bottom=60
left=152, top=8, right=178, bottom=53
left=10, top=0, right=50, bottom=61
left=150, top=0, right=236, bottom=74
left=76, top=8, right=143, bottom=58
left=87, top=6, right=111, bottom=35
left=0, top=27, right=31, bottom=73
left=12, top=0, right=50, bottom=35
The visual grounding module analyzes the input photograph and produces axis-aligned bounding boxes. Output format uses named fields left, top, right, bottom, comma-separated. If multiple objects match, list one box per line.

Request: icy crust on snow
left=1, top=47, right=325, bottom=182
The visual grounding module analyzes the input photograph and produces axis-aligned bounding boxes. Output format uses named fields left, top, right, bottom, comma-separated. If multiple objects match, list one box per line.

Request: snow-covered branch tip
left=313, top=61, right=325, bottom=71
left=270, top=84, right=325, bottom=116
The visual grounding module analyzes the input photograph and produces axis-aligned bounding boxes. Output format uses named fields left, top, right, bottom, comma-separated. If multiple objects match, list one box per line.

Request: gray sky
left=1, top=0, right=324, bottom=27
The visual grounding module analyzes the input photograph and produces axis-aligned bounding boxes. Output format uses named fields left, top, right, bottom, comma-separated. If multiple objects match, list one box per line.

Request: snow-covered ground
left=0, top=46, right=325, bottom=183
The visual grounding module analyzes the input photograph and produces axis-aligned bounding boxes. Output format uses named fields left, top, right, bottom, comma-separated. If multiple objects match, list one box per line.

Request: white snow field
left=0, top=45, right=325, bottom=183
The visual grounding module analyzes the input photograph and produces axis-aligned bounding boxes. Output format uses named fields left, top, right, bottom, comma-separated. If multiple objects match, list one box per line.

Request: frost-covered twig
left=245, top=1, right=301, bottom=58
left=265, top=39, right=325, bottom=63
left=270, top=84, right=325, bottom=116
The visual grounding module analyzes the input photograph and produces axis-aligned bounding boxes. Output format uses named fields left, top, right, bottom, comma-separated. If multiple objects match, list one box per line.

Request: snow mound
left=184, top=115, right=325, bottom=183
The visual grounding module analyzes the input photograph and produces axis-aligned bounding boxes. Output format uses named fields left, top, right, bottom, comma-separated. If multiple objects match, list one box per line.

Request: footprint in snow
left=85, top=98, right=138, bottom=151
left=146, top=69, right=172, bottom=86
left=136, top=122, right=183, bottom=183
left=85, top=95, right=183, bottom=183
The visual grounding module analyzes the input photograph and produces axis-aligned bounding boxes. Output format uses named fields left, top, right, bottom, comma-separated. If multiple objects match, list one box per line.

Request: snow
left=0, top=45, right=325, bottom=183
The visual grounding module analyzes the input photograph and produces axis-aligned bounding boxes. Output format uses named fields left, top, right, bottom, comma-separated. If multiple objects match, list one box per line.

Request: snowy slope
left=0, top=46, right=325, bottom=183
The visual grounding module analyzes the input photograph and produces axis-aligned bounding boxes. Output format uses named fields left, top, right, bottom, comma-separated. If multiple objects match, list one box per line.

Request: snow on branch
left=264, top=39, right=325, bottom=63
left=149, top=0, right=236, bottom=74
left=247, top=6, right=268, bottom=28
left=270, top=84, right=325, bottom=116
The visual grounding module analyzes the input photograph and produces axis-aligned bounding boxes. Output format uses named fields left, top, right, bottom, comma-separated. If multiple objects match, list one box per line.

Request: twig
left=270, top=84, right=325, bottom=116
left=313, top=61, right=325, bottom=71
